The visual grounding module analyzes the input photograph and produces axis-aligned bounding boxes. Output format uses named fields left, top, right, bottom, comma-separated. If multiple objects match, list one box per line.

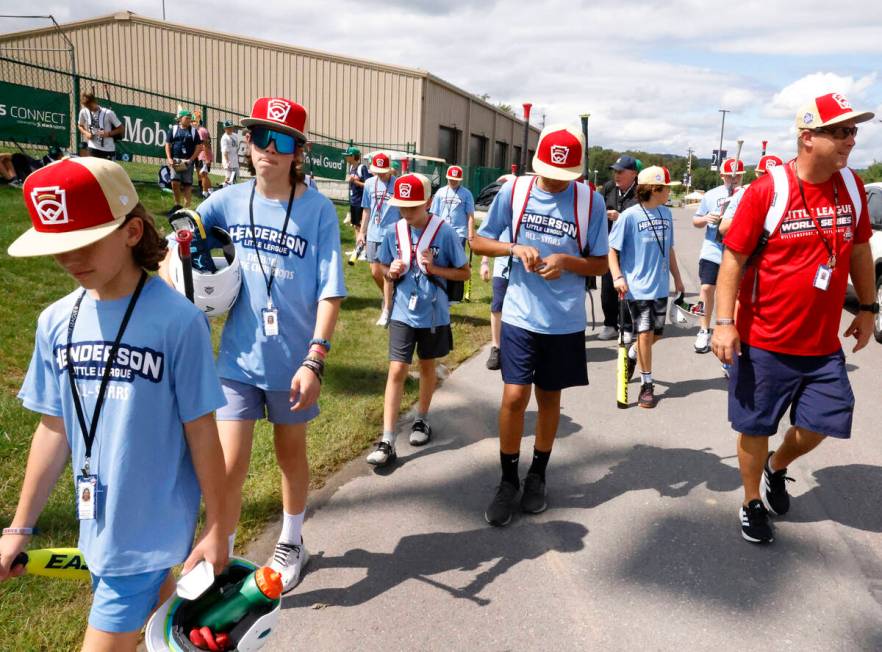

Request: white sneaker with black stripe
left=269, top=539, right=310, bottom=593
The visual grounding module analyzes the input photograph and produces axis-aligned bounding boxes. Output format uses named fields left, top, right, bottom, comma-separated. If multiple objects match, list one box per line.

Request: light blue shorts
left=217, top=377, right=319, bottom=425
left=89, top=569, right=169, bottom=633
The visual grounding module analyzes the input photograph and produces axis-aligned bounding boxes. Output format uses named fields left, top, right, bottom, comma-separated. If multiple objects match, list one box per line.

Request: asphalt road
left=251, top=206, right=882, bottom=651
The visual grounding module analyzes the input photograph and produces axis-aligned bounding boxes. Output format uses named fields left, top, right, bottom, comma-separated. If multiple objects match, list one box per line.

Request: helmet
left=169, top=226, right=241, bottom=317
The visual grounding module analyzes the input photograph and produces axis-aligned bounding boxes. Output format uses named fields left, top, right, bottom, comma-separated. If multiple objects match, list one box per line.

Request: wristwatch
left=858, top=302, right=880, bottom=314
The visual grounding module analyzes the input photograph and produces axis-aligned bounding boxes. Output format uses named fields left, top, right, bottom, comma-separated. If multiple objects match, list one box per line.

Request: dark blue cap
left=610, top=155, right=638, bottom=171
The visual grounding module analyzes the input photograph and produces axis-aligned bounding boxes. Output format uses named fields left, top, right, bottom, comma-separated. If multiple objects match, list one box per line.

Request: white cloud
left=768, top=73, right=878, bottom=118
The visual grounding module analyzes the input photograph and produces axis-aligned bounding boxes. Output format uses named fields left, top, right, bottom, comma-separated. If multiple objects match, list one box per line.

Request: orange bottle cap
left=254, top=566, right=283, bottom=599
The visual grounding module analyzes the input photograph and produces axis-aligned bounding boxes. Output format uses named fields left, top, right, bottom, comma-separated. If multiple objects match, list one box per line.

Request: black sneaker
left=638, top=382, right=656, bottom=408
left=740, top=499, right=773, bottom=544
left=520, top=473, right=547, bottom=514
left=366, top=441, right=397, bottom=466
left=486, top=346, right=501, bottom=370
left=761, top=451, right=794, bottom=516
left=409, top=418, right=431, bottom=446
left=484, top=481, right=519, bottom=527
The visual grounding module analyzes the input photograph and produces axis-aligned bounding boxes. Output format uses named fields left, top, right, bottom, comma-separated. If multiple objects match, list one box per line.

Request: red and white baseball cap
left=756, top=154, right=783, bottom=174
left=9, top=157, right=139, bottom=258
left=795, top=92, right=875, bottom=130
left=388, top=173, right=432, bottom=208
left=369, top=152, right=393, bottom=175
left=532, top=124, right=584, bottom=181
left=446, top=165, right=464, bottom=181
left=720, top=158, right=745, bottom=175
left=241, top=97, right=308, bottom=140
left=637, top=165, right=681, bottom=186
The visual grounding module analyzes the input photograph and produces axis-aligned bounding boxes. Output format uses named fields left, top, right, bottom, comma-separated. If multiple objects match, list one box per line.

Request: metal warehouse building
left=0, top=11, right=540, bottom=170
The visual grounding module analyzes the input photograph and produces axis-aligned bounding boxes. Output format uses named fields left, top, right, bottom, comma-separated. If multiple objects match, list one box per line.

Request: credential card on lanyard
left=77, top=475, right=97, bottom=520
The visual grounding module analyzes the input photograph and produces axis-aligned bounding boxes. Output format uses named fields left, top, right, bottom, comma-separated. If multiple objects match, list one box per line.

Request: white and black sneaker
left=694, top=329, right=711, bottom=354
left=761, top=451, right=794, bottom=516
left=740, top=499, right=773, bottom=544
left=409, top=419, right=431, bottom=446
left=269, top=539, right=310, bottom=593
left=366, top=440, right=397, bottom=466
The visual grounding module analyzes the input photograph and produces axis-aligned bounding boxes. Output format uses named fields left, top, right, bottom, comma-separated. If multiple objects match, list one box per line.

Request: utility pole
left=686, top=147, right=694, bottom=192
left=715, top=109, right=730, bottom=171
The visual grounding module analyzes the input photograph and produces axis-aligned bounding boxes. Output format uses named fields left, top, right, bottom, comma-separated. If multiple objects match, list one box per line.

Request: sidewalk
left=251, top=209, right=882, bottom=651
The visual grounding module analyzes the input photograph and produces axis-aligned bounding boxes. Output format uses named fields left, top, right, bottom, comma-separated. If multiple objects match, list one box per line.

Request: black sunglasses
left=813, top=125, right=859, bottom=140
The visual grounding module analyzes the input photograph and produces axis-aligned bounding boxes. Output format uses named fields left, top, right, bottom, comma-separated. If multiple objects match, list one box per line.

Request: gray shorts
left=389, top=320, right=452, bottom=363
left=366, top=240, right=383, bottom=263
left=216, top=378, right=319, bottom=425
left=171, top=160, right=195, bottom=186
left=628, top=298, right=668, bottom=335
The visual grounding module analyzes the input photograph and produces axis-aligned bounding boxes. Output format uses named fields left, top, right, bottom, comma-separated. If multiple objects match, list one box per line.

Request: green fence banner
left=306, top=143, right=346, bottom=180
left=0, top=80, right=69, bottom=146
left=103, top=99, right=175, bottom=158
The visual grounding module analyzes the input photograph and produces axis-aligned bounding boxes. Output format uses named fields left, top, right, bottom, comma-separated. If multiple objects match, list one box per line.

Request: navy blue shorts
left=500, top=322, right=588, bottom=391
left=698, top=259, right=719, bottom=286
left=728, top=344, right=854, bottom=439
left=491, top=277, right=509, bottom=313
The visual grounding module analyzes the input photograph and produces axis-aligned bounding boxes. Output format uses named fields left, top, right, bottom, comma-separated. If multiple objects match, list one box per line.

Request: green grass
left=0, top=163, right=492, bottom=651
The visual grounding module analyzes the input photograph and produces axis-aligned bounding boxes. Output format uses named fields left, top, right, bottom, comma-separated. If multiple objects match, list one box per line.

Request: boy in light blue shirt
left=366, top=174, right=469, bottom=467
left=431, top=165, right=476, bottom=244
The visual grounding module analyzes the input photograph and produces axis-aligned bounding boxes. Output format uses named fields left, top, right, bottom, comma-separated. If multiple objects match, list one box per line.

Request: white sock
left=227, top=532, right=236, bottom=557
left=279, top=510, right=305, bottom=545
left=628, top=343, right=637, bottom=361
left=382, top=430, right=397, bottom=446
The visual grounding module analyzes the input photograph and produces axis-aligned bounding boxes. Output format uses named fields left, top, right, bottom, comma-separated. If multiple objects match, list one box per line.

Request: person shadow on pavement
left=785, top=464, right=882, bottom=533
left=282, top=520, right=587, bottom=609
left=557, top=444, right=742, bottom=510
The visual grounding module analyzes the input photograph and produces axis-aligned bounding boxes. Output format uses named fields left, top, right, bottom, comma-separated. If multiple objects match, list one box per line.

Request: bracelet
left=614, top=275, right=624, bottom=281
left=509, top=244, right=517, bottom=256
left=3, top=527, right=38, bottom=536
left=716, top=318, right=735, bottom=326
left=301, top=357, right=325, bottom=383
left=309, top=337, right=331, bottom=353
left=309, top=346, right=327, bottom=359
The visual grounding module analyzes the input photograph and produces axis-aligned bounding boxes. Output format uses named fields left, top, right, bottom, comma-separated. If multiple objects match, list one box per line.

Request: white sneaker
left=269, top=540, right=310, bottom=593
left=409, top=419, right=431, bottom=446
left=694, top=329, right=710, bottom=353
left=366, top=440, right=397, bottom=466
left=375, top=310, right=389, bottom=327
left=597, top=325, right=617, bottom=340
left=622, top=330, right=634, bottom=345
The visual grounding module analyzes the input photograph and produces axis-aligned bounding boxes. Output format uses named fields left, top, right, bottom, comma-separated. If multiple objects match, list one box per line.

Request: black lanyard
left=67, top=271, right=147, bottom=476
left=248, top=180, right=296, bottom=301
left=444, top=187, right=462, bottom=221
left=374, top=178, right=392, bottom=224
left=639, top=203, right=667, bottom=259
left=794, top=163, right=839, bottom=267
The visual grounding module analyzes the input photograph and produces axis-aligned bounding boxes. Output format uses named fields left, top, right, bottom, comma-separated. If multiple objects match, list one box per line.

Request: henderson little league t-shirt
left=608, top=203, right=675, bottom=300
left=724, top=163, right=871, bottom=357
left=431, top=184, right=476, bottom=239
left=18, top=277, right=226, bottom=576
left=361, top=175, right=399, bottom=243
left=379, top=218, right=468, bottom=328
left=695, top=183, right=737, bottom=264
left=478, top=179, right=609, bottom=335
left=198, top=181, right=347, bottom=390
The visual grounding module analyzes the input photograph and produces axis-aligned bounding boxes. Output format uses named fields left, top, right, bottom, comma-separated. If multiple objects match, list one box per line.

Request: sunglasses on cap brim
left=249, top=126, right=303, bottom=154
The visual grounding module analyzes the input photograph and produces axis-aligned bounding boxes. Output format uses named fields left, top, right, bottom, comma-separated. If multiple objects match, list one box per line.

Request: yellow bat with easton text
left=11, top=548, right=90, bottom=580
left=616, top=300, right=629, bottom=409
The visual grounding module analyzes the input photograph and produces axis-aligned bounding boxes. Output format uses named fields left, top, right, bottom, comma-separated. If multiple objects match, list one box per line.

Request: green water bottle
left=197, top=566, right=282, bottom=632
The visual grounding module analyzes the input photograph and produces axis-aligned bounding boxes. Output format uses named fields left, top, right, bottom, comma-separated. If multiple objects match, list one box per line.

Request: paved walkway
left=249, top=208, right=882, bottom=651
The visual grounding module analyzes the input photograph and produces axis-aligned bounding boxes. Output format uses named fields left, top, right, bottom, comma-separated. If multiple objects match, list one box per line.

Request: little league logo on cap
left=9, top=157, right=139, bottom=258
left=795, top=92, right=875, bottom=130
left=241, top=97, right=308, bottom=140
left=532, top=124, right=584, bottom=181
left=446, top=165, right=463, bottom=180
left=369, top=152, right=392, bottom=174
left=389, top=173, right=431, bottom=207
left=757, top=154, right=783, bottom=174
left=721, top=158, right=745, bottom=175
left=637, top=165, right=681, bottom=187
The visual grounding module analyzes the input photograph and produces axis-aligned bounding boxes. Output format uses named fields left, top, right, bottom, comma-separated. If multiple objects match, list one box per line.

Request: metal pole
left=579, top=113, right=590, bottom=179
left=686, top=147, right=694, bottom=192
left=716, top=109, right=729, bottom=171
left=47, top=15, right=77, bottom=152
left=162, top=0, right=166, bottom=20
left=521, top=103, right=532, bottom=174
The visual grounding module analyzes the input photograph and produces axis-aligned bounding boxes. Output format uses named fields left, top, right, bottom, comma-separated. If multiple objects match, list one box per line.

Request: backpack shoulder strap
left=764, top=165, right=789, bottom=236
left=510, top=176, right=536, bottom=244
left=839, top=168, right=863, bottom=227
left=395, top=218, right=411, bottom=270
left=573, top=181, right=592, bottom=253
left=415, top=215, right=445, bottom=274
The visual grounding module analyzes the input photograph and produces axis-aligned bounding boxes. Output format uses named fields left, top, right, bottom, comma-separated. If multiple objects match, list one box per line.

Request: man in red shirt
left=712, top=92, right=877, bottom=545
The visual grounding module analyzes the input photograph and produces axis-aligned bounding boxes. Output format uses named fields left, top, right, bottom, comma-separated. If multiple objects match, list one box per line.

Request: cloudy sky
left=3, top=1, right=881, bottom=166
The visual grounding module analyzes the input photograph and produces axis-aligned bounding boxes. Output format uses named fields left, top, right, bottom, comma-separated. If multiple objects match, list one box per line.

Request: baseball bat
left=10, top=548, right=90, bottom=581
left=177, top=229, right=195, bottom=302
left=616, top=299, right=629, bottom=409
left=733, top=139, right=744, bottom=173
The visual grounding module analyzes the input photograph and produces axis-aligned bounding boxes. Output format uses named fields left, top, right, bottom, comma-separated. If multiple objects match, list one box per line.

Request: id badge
left=813, top=264, right=832, bottom=291
left=76, top=475, right=98, bottom=521
left=262, top=308, right=279, bottom=336
left=408, top=293, right=419, bottom=311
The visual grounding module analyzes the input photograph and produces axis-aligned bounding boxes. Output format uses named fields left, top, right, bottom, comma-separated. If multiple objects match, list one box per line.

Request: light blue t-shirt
left=431, top=185, right=475, bottom=240
left=198, top=182, right=347, bottom=391
left=696, top=183, right=738, bottom=264
left=18, top=278, right=225, bottom=576
left=492, top=228, right=512, bottom=279
left=608, top=203, right=675, bottom=300
left=379, top=219, right=468, bottom=328
left=361, top=175, right=399, bottom=243
left=478, top=180, right=609, bottom=335
left=721, top=184, right=749, bottom=221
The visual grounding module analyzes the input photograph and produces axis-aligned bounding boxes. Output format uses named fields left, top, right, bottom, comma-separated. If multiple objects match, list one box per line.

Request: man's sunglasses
left=812, top=125, right=859, bottom=140
left=249, top=126, right=302, bottom=154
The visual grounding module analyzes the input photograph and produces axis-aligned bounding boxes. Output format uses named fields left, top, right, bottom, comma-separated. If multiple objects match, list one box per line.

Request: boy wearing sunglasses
left=712, top=92, right=877, bottom=545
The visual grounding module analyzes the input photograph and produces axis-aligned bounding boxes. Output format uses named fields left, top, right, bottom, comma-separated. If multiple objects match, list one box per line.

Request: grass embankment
left=0, top=160, right=491, bottom=651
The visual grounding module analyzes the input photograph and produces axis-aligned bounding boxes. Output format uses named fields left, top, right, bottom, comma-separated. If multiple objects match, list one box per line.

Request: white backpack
left=510, top=176, right=593, bottom=254
left=395, top=214, right=445, bottom=274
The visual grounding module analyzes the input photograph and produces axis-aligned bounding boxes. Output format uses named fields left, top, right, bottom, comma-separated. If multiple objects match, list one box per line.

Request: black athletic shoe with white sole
left=409, top=419, right=431, bottom=446
left=520, top=473, right=547, bottom=514
left=740, top=499, right=773, bottom=544
left=761, top=451, right=794, bottom=516
left=485, top=481, right=519, bottom=527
